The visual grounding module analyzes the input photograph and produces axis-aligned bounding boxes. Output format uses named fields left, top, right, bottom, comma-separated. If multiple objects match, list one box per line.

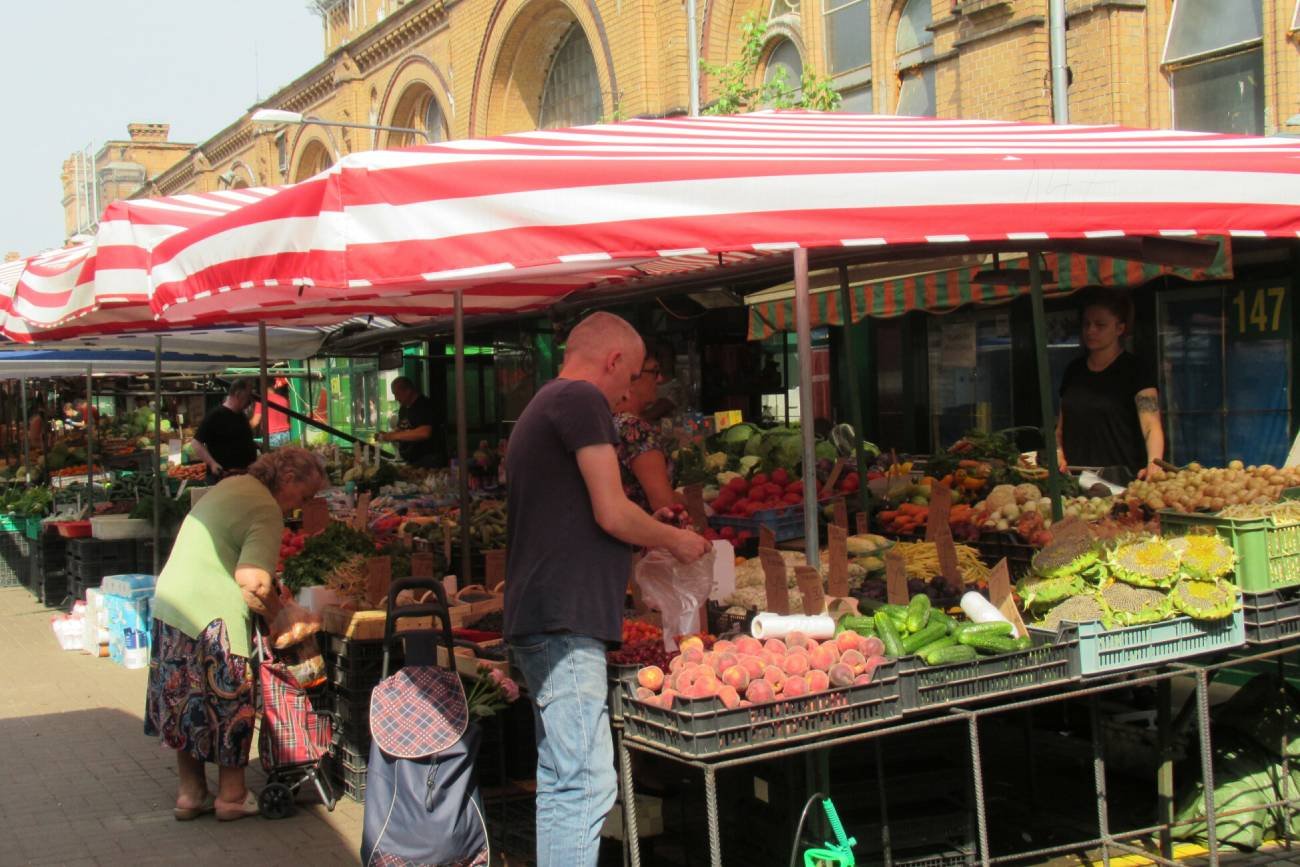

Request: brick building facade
left=66, top=1, right=1298, bottom=226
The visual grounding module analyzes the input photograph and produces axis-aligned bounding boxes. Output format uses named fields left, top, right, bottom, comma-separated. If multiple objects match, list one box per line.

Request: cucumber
left=953, top=621, right=1014, bottom=638
left=879, top=604, right=908, bottom=616
left=929, top=610, right=956, bottom=635
left=900, top=621, right=948, bottom=655
left=916, top=636, right=957, bottom=662
left=873, top=611, right=905, bottom=658
left=837, top=615, right=876, bottom=637
left=925, top=644, right=978, bottom=665
left=905, top=595, right=932, bottom=633
left=959, top=633, right=1029, bottom=654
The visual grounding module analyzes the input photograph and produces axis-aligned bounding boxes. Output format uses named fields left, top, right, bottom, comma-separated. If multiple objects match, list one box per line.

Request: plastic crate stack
left=0, top=517, right=31, bottom=588
left=65, top=538, right=141, bottom=600
left=319, top=633, right=403, bottom=803
left=31, top=526, right=67, bottom=606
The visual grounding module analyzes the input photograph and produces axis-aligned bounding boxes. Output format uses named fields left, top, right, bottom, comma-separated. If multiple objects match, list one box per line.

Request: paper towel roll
left=750, top=612, right=836, bottom=640
left=960, top=591, right=1019, bottom=638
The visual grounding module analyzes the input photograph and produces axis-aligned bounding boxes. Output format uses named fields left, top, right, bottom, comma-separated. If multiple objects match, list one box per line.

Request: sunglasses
left=633, top=363, right=662, bottom=381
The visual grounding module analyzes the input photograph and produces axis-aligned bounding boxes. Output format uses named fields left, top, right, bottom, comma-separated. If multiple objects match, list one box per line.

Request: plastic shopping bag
left=634, top=546, right=716, bottom=652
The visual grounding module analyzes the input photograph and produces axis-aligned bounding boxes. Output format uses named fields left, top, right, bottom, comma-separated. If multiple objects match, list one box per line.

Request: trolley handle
left=383, top=577, right=456, bottom=675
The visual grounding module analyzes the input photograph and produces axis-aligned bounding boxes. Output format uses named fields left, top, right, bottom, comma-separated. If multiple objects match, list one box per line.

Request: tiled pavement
left=0, top=586, right=363, bottom=867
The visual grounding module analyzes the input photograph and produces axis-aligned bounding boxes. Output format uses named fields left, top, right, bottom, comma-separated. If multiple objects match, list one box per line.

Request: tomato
left=771, top=468, right=790, bottom=486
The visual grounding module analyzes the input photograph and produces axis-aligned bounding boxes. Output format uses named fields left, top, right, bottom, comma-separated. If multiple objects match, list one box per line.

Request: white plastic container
left=90, top=515, right=152, bottom=540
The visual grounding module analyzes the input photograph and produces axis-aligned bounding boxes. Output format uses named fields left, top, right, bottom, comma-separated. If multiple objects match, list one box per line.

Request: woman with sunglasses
left=613, top=349, right=677, bottom=513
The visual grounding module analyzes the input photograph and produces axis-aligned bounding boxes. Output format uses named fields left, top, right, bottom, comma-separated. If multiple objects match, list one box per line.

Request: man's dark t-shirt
left=503, top=379, right=630, bottom=645
left=1060, top=351, right=1156, bottom=475
left=196, top=405, right=257, bottom=477
left=396, top=395, right=438, bottom=466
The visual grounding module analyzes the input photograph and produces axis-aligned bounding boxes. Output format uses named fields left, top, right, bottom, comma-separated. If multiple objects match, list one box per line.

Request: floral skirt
left=143, top=618, right=255, bottom=767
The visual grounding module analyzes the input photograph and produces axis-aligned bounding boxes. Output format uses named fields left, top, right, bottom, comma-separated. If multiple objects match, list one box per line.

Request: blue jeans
left=510, top=632, right=617, bottom=867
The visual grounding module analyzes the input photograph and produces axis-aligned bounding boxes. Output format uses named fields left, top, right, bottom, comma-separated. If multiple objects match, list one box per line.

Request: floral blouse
left=615, top=412, right=674, bottom=512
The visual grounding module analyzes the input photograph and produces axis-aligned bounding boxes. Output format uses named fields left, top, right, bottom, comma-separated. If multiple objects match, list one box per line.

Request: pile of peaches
left=632, top=630, right=889, bottom=711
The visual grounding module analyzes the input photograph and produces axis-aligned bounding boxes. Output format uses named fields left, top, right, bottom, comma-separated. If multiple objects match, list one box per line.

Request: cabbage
left=718, top=422, right=760, bottom=455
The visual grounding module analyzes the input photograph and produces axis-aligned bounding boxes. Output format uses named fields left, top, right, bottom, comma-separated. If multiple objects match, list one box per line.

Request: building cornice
left=352, top=1, right=453, bottom=73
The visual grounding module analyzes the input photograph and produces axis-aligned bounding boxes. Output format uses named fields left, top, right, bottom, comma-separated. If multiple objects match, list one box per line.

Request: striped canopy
left=746, top=241, right=1234, bottom=339
left=8, top=111, right=1300, bottom=339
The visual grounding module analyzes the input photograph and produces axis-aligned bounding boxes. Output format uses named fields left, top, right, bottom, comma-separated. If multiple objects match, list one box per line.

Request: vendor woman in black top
left=1056, top=290, right=1165, bottom=480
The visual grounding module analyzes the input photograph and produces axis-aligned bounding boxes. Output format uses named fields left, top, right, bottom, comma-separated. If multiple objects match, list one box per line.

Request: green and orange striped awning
left=746, top=243, right=1233, bottom=340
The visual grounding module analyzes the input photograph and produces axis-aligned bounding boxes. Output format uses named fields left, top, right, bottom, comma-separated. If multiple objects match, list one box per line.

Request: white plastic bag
left=634, top=546, right=716, bottom=652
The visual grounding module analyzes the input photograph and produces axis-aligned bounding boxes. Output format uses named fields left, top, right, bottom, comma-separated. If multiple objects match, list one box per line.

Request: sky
left=0, top=1, right=324, bottom=257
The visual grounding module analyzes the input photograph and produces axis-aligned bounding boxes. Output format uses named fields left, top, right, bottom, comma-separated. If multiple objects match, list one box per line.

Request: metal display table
left=616, top=640, right=1300, bottom=867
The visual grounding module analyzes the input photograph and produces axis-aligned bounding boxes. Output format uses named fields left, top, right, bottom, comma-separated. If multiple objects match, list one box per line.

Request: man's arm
left=577, top=443, right=710, bottom=563
left=190, top=439, right=221, bottom=475
left=1135, top=388, right=1165, bottom=480
left=380, top=425, right=433, bottom=443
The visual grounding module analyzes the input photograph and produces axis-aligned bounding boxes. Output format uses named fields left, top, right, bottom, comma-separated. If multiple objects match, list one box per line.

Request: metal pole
left=304, top=357, right=314, bottom=446
left=85, top=367, right=95, bottom=511
left=1028, top=255, right=1064, bottom=520
left=153, top=336, right=162, bottom=576
left=794, top=249, right=820, bottom=569
left=1049, top=0, right=1070, bottom=124
left=838, top=266, right=871, bottom=516
left=258, top=323, right=271, bottom=453
left=454, top=289, right=473, bottom=584
left=686, top=0, right=700, bottom=116
left=18, top=379, right=29, bottom=482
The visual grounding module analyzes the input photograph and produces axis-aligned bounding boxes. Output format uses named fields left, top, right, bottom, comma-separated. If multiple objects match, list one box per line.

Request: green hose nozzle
left=803, top=798, right=856, bottom=867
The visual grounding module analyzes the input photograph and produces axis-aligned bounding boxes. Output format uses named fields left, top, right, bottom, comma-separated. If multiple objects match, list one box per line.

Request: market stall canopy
left=131, top=111, right=1300, bottom=330
left=0, top=348, right=246, bottom=378
left=744, top=241, right=1235, bottom=339
left=0, top=325, right=329, bottom=360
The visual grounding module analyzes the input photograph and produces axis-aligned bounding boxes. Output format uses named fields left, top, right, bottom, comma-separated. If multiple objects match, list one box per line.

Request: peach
left=807, top=670, right=830, bottom=693
left=783, top=675, right=809, bottom=697
left=836, top=630, right=863, bottom=653
left=739, top=700, right=753, bottom=708
left=738, top=655, right=765, bottom=680
left=637, top=665, right=665, bottom=692
left=718, top=685, right=741, bottom=709
left=734, top=636, right=763, bottom=656
left=713, top=639, right=737, bottom=655
left=804, top=639, right=821, bottom=654
left=678, top=635, right=705, bottom=654
left=676, top=664, right=703, bottom=691
left=764, top=638, right=788, bottom=656
left=668, top=655, right=686, bottom=674
left=681, top=648, right=705, bottom=666
left=745, top=679, right=776, bottom=704
left=651, top=692, right=676, bottom=710
left=809, top=646, right=838, bottom=672
left=863, top=656, right=888, bottom=679
left=763, top=665, right=786, bottom=693
left=785, top=631, right=808, bottom=648
left=782, top=653, right=810, bottom=677
left=854, top=672, right=874, bottom=686
left=860, top=636, right=886, bottom=658
left=721, top=665, right=751, bottom=692
left=713, top=652, right=739, bottom=676
left=684, top=681, right=719, bottom=700
left=828, top=662, right=855, bottom=688
left=840, top=649, right=867, bottom=674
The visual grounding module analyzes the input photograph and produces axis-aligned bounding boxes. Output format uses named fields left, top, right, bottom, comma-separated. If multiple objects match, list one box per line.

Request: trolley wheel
left=259, top=782, right=295, bottom=820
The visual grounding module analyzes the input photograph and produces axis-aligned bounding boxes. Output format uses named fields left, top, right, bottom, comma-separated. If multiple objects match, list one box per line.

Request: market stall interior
left=8, top=111, right=1300, bottom=866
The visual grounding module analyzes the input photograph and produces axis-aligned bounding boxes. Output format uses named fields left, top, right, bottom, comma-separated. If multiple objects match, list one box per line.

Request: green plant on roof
left=1169, top=577, right=1238, bottom=621
left=1098, top=581, right=1172, bottom=628
left=1035, top=593, right=1105, bottom=630
left=1168, top=534, right=1235, bottom=581
left=1017, top=572, right=1086, bottom=610
left=1030, top=533, right=1100, bottom=580
left=1110, top=538, right=1182, bottom=588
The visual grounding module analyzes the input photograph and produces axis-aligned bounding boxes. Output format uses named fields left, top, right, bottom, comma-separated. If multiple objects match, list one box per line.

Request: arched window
left=764, top=38, right=804, bottom=97
left=895, top=0, right=935, bottom=116
left=389, top=84, right=450, bottom=147
left=423, top=96, right=449, bottom=142
left=539, top=24, right=602, bottom=129
left=1163, top=0, right=1263, bottom=134
left=293, top=140, right=333, bottom=183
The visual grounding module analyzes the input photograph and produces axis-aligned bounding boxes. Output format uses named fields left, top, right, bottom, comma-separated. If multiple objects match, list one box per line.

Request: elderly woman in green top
left=145, top=447, right=326, bottom=822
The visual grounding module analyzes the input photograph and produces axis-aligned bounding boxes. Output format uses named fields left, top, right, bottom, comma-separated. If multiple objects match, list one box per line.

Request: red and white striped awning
left=10, top=111, right=1300, bottom=339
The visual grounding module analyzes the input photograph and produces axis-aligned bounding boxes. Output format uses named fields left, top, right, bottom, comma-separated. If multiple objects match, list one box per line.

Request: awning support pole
left=304, top=357, right=313, bottom=446
left=18, top=379, right=29, bottom=481
left=838, top=266, right=871, bottom=518
left=454, top=289, right=473, bottom=584
left=795, top=249, right=820, bottom=568
left=258, top=323, right=271, bottom=453
left=153, top=336, right=162, bottom=575
left=86, top=366, right=95, bottom=511
left=1029, top=254, right=1064, bottom=521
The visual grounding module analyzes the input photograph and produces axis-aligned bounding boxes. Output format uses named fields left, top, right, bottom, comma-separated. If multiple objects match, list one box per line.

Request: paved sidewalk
left=0, top=587, right=363, bottom=867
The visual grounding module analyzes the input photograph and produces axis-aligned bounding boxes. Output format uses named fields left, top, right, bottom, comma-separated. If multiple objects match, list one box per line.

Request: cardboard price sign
left=759, top=547, right=790, bottom=616
left=410, top=552, right=436, bottom=579
left=926, top=485, right=963, bottom=588
left=885, top=550, right=910, bottom=606
left=301, top=499, right=330, bottom=535
left=365, top=556, right=393, bottom=609
left=484, top=549, right=507, bottom=591
left=925, top=484, right=952, bottom=543
left=824, top=458, right=847, bottom=496
left=826, top=525, right=850, bottom=598
left=352, top=492, right=372, bottom=532
left=759, top=525, right=777, bottom=551
left=832, top=497, right=849, bottom=531
left=986, top=559, right=1029, bottom=640
left=682, top=484, right=709, bottom=531
left=856, top=511, right=869, bottom=536
left=795, top=565, right=825, bottom=615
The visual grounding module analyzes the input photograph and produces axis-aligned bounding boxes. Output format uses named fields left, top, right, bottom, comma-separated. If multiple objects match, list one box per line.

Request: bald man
left=504, top=311, right=711, bottom=867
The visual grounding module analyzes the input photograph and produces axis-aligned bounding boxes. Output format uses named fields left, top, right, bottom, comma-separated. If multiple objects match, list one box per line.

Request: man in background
left=378, top=376, right=440, bottom=467
left=192, top=379, right=257, bottom=483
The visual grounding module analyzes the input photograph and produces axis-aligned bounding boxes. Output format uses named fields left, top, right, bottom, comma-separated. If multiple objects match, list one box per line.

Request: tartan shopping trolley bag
left=255, top=630, right=337, bottom=819
left=361, top=578, right=489, bottom=867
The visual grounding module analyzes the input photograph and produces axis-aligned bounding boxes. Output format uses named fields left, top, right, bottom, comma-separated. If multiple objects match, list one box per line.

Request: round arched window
left=294, top=141, right=333, bottom=182
left=539, top=24, right=602, bottom=129
left=764, top=38, right=804, bottom=95
left=895, top=0, right=935, bottom=116
left=423, top=96, right=449, bottom=142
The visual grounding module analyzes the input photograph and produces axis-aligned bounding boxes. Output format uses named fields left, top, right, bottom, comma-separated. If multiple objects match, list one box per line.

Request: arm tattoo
left=1135, top=394, right=1159, bottom=414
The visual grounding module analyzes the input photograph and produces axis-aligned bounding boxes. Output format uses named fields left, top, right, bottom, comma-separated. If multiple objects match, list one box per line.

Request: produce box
left=1239, top=589, right=1300, bottom=646
left=1029, top=610, right=1245, bottom=677
left=320, top=604, right=472, bottom=640
left=0, top=532, right=29, bottom=588
left=709, top=507, right=805, bottom=543
left=1160, top=510, right=1300, bottom=592
left=898, top=629, right=1078, bottom=713
left=620, top=660, right=902, bottom=759
left=0, top=513, right=22, bottom=534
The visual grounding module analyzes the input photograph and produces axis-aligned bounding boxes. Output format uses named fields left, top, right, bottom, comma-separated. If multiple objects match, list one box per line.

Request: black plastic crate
left=898, top=630, right=1079, bottom=714
left=135, top=537, right=175, bottom=572
left=328, top=753, right=367, bottom=804
left=66, top=537, right=137, bottom=563
left=0, top=532, right=29, bottom=586
left=706, top=600, right=757, bottom=637
left=621, top=661, right=902, bottom=759
left=1240, top=589, right=1300, bottom=645
left=38, top=573, right=67, bottom=607
left=607, top=663, right=638, bottom=723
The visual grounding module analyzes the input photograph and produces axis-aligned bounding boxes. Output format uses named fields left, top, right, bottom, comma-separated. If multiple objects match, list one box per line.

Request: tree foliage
left=701, top=14, right=842, bottom=116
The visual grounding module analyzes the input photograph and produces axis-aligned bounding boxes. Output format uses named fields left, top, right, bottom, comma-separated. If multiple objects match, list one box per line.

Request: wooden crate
left=438, top=639, right=510, bottom=678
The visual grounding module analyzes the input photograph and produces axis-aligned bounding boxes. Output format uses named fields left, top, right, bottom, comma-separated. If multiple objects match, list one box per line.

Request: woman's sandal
left=173, top=793, right=216, bottom=821
left=215, top=791, right=260, bottom=822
